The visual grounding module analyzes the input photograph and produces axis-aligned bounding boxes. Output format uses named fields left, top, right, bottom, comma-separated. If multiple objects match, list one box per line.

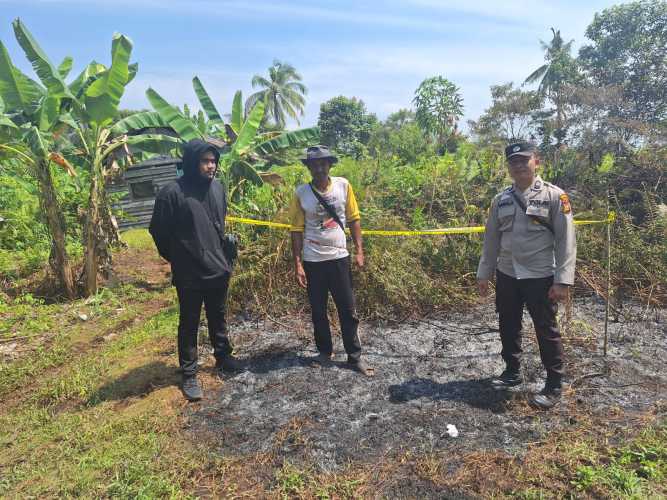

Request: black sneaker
left=490, top=369, right=522, bottom=388
left=530, top=384, right=562, bottom=409
left=181, top=375, right=203, bottom=401
left=215, top=355, right=243, bottom=375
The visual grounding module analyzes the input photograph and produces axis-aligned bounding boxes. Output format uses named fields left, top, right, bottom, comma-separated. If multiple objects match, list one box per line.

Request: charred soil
left=189, top=299, right=666, bottom=484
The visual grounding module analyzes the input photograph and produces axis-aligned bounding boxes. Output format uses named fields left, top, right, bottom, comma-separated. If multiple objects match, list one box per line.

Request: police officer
left=477, top=141, right=576, bottom=409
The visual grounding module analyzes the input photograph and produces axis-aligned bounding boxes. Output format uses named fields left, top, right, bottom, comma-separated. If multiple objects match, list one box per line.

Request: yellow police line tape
left=226, top=212, right=616, bottom=236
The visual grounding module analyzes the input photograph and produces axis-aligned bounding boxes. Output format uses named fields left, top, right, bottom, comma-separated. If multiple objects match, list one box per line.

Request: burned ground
left=2, top=238, right=665, bottom=497
left=188, top=299, right=666, bottom=478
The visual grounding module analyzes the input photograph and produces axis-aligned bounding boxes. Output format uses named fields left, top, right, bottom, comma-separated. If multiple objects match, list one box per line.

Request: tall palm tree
left=246, top=60, right=307, bottom=129
left=524, top=28, right=578, bottom=143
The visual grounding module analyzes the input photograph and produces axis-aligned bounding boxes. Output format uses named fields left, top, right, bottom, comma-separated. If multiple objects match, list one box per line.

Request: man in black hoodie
left=150, top=139, right=240, bottom=401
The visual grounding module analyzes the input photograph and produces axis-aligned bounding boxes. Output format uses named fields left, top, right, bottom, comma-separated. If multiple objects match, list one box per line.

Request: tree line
left=1, top=0, right=665, bottom=304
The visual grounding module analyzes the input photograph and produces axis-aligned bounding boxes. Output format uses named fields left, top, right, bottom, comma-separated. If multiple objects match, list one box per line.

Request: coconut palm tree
left=245, top=60, right=307, bottom=129
left=524, top=28, right=579, bottom=142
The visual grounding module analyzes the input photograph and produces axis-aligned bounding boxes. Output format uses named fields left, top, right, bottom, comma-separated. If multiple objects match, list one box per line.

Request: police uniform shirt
left=477, top=176, right=576, bottom=285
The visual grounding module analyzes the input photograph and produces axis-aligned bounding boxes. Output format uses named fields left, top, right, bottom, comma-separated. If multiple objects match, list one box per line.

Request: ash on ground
left=189, top=299, right=666, bottom=471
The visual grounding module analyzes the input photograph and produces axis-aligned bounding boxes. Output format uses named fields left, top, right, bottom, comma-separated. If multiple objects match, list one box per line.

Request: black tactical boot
left=215, top=355, right=243, bottom=376
left=490, top=368, right=522, bottom=388
left=530, top=382, right=562, bottom=409
left=181, top=375, right=203, bottom=401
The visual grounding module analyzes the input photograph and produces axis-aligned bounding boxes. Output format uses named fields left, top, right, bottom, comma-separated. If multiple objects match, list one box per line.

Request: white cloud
left=281, top=39, right=546, bottom=127
left=11, top=0, right=543, bottom=35
left=120, top=37, right=547, bottom=130
left=18, top=0, right=616, bottom=131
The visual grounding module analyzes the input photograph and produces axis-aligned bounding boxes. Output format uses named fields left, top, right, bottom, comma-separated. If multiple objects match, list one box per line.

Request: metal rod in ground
left=603, top=192, right=612, bottom=357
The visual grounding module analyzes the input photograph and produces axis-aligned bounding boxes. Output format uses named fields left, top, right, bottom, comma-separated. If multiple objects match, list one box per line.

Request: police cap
left=505, top=141, right=537, bottom=159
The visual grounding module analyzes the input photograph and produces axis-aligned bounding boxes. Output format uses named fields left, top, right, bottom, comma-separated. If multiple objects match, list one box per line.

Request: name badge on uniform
left=498, top=199, right=513, bottom=207
left=526, top=205, right=549, bottom=217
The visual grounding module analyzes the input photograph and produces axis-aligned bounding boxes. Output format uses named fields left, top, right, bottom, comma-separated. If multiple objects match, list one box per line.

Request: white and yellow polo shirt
left=289, top=177, right=361, bottom=262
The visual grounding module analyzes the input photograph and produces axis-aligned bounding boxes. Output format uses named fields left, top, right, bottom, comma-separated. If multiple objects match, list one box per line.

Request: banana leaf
left=192, top=77, right=222, bottom=122
left=230, top=100, right=264, bottom=157
left=125, top=133, right=182, bottom=156
left=231, top=90, right=242, bottom=133
left=230, top=159, right=263, bottom=186
left=69, top=61, right=107, bottom=97
left=146, top=88, right=202, bottom=142
left=0, top=41, right=44, bottom=113
left=254, top=127, right=319, bottom=155
left=37, top=95, right=59, bottom=130
left=0, top=96, right=17, bottom=128
left=12, top=19, right=73, bottom=99
left=23, top=125, right=47, bottom=158
left=58, top=57, right=73, bottom=79
left=196, top=110, right=207, bottom=134
left=0, top=116, right=17, bottom=130
left=127, top=62, right=138, bottom=85
left=56, top=112, right=80, bottom=132
left=110, top=111, right=169, bottom=136
left=84, top=33, right=133, bottom=125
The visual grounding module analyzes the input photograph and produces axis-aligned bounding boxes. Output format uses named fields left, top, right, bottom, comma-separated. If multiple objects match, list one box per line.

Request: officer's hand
left=354, top=251, right=365, bottom=268
left=295, top=264, right=307, bottom=289
left=478, top=279, right=490, bottom=297
left=548, top=284, right=569, bottom=302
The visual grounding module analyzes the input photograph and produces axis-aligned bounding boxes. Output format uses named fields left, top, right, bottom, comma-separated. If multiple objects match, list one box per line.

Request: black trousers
left=303, top=256, right=361, bottom=363
left=176, top=276, right=233, bottom=377
left=495, top=270, right=564, bottom=385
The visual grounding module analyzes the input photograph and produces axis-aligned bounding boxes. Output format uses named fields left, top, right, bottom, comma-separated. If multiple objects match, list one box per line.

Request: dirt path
left=189, top=299, right=666, bottom=474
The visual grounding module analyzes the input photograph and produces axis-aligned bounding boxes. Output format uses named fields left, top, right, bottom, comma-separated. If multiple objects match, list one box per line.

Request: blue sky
left=1, top=0, right=620, bottom=129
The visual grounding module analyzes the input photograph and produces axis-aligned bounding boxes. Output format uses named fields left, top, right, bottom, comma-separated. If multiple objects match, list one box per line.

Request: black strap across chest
left=309, top=183, right=345, bottom=232
left=177, top=178, right=225, bottom=237
left=510, top=190, right=554, bottom=234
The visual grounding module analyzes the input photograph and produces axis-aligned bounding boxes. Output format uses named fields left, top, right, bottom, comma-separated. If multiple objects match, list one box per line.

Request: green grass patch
left=0, top=402, right=191, bottom=498
left=571, top=425, right=667, bottom=498
left=0, top=284, right=173, bottom=399
left=32, top=302, right=178, bottom=407
left=0, top=288, right=189, bottom=497
left=121, top=228, right=156, bottom=251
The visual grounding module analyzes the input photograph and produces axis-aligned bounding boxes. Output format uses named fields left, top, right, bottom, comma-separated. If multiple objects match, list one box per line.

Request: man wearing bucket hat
left=289, top=145, right=373, bottom=376
left=477, top=141, right=576, bottom=409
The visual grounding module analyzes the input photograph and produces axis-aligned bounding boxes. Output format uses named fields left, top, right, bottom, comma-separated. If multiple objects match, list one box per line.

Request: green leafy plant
left=145, top=77, right=319, bottom=199
left=413, top=76, right=464, bottom=150
left=1, top=19, right=177, bottom=297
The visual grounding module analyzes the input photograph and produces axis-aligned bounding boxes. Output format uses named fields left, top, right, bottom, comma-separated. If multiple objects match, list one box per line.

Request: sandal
left=349, top=360, right=375, bottom=377
left=310, top=352, right=334, bottom=367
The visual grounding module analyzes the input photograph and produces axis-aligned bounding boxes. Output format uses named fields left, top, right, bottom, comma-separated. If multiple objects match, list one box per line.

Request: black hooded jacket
left=149, top=139, right=231, bottom=288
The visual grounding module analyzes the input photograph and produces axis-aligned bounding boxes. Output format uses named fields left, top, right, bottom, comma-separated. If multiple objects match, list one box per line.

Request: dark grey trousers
left=303, top=256, right=362, bottom=363
left=496, top=270, right=564, bottom=385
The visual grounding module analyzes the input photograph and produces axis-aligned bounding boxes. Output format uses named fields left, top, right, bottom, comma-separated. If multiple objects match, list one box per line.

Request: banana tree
left=193, top=77, right=320, bottom=182
left=145, top=77, right=319, bottom=198
left=0, top=34, right=79, bottom=298
left=5, top=19, right=176, bottom=296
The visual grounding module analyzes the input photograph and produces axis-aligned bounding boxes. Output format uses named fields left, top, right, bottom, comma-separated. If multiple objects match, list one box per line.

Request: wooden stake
left=603, top=190, right=612, bottom=357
